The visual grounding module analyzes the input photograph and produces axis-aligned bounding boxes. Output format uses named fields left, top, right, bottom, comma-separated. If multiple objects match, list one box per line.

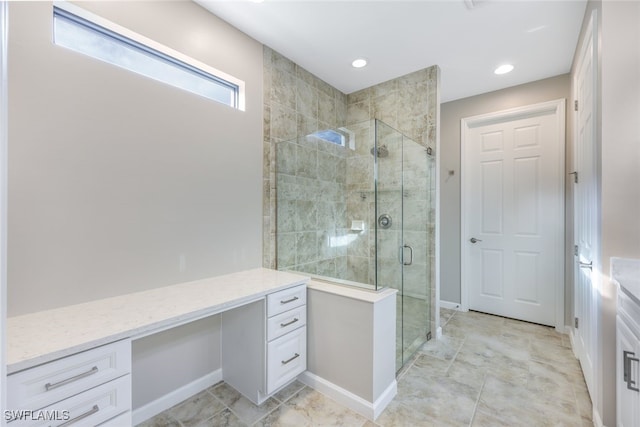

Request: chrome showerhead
left=370, top=144, right=389, bottom=158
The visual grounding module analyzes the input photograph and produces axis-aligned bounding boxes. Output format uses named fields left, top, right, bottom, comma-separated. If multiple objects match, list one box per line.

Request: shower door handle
left=402, top=244, right=413, bottom=266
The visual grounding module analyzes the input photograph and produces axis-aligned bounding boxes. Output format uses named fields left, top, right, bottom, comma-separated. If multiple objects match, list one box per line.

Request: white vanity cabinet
left=7, top=340, right=132, bottom=426
left=614, top=258, right=640, bottom=427
left=265, top=285, right=307, bottom=394
left=6, top=269, right=310, bottom=425
left=222, top=284, right=307, bottom=405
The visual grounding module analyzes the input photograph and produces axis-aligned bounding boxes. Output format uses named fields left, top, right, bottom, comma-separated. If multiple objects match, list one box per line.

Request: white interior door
left=572, top=10, right=598, bottom=399
left=462, top=100, right=565, bottom=328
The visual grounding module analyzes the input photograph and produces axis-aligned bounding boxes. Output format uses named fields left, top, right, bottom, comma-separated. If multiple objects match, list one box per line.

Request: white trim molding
left=440, top=300, right=462, bottom=311
left=298, top=371, right=396, bottom=421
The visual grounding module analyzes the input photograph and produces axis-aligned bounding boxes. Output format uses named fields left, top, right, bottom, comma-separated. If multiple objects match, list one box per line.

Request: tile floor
left=138, top=309, right=592, bottom=427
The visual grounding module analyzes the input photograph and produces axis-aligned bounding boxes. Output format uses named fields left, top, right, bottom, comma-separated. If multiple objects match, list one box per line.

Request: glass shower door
left=373, top=120, right=404, bottom=369
left=400, top=135, right=430, bottom=368
left=374, top=120, right=431, bottom=372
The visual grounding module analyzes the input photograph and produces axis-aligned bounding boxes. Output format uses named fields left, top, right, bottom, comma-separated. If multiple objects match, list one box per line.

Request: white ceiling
left=197, top=0, right=587, bottom=103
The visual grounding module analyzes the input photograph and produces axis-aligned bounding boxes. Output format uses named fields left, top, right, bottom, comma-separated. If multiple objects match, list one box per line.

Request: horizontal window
left=53, top=2, right=244, bottom=109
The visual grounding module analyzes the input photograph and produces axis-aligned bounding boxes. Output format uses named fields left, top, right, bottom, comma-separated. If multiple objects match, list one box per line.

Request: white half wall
left=305, top=280, right=397, bottom=419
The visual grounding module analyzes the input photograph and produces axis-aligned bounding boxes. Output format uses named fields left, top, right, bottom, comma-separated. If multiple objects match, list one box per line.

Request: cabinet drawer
left=619, top=289, right=640, bottom=335
left=267, top=285, right=306, bottom=317
left=8, top=340, right=131, bottom=412
left=266, top=327, right=306, bottom=394
left=8, top=374, right=131, bottom=427
left=267, top=306, right=306, bottom=341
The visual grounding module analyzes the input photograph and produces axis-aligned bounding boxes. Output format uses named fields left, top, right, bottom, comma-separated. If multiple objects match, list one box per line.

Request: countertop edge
left=7, top=268, right=309, bottom=374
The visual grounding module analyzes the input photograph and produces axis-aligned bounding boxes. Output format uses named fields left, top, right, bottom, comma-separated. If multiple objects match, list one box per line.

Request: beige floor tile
left=394, top=371, right=480, bottom=426
left=408, top=353, right=452, bottom=377
left=375, top=400, right=443, bottom=427
left=574, top=386, right=593, bottom=421
left=439, top=308, right=456, bottom=326
left=143, top=310, right=592, bottom=427
left=440, top=322, right=470, bottom=340
left=136, top=412, right=181, bottom=427
left=194, top=408, right=247, bottom=427
left=446, top=358, right=487, bottom=390
left=209, top=383, right=279, bottom=425
left=419, top=334, right=463, bottom=361
left=272, top=380, right=307, bottom=403
left=256, top=387, right=367, bottom=427
left=471, top=408, right=515, bottom=427
left=166, top=390, right=226, bottom=427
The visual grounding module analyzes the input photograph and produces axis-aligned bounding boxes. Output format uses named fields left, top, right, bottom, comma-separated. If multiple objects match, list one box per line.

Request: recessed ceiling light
left=352, top=58, right=367, bottom=68
left=494, top=64, right=514, bottom=75
left=250, top=0, right=264, bottom=3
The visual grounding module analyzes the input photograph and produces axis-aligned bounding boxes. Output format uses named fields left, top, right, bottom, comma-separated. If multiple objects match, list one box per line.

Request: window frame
left=52, top=1, right=246, bottom=111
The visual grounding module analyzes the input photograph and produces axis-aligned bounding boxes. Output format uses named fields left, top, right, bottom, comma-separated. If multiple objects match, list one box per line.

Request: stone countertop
left=612, top=257, right=640, bottom=304
left=7, top=268, right=309, bottom=374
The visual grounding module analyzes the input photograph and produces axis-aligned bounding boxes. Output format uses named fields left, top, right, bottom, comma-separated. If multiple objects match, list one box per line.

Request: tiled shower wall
left=346, top=66, right=439, bottom=336
left=262, top=46, right=348, bottom=269
left=275, top=136, right=350, bottom=277
left=263, top=46, right=439, bottom=336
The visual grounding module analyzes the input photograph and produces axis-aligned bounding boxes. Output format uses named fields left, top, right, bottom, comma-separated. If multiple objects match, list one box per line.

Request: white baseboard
left=593, top=407, right=604, bottom=427
left=132, top=369, right=223, bottom=425
left=298, top=371, right=396, bottom=421
left=440, top=300, right=461, bottom=311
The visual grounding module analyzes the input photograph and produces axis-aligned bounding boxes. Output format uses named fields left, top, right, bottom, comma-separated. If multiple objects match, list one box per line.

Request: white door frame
left=460, top=99, right=566, bottom=332
left=570, top=9, right=601, bottom=423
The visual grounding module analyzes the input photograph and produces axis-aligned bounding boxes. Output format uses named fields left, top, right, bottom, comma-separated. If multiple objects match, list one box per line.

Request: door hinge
left=575, top=317, right=579, bottom=329
left=574, top=100, right=579, bottom=111
left=574, top=245, right=579, bottom=256
left=569, top=171, right=579, bottom=184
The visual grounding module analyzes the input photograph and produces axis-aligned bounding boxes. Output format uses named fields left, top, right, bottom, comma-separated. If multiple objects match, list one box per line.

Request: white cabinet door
left=617, top=315, right=640, bottom=427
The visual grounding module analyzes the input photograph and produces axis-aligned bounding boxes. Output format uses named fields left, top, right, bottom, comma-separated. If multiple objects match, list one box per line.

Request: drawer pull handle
left=281, top=353, right=300, bottom=365
left=624, top=350, right=640, bottom=392
left=280, top=318, right=299, bottom=328
left=58, top=405, right=99, bottom=427
left=45, top=366, right=99, bottom=391
left=280, top=296, right=299, bottom=305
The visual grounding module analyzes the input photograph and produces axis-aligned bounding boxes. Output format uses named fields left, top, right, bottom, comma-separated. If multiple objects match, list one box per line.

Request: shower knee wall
left=300, top=281, right=397, bottom=420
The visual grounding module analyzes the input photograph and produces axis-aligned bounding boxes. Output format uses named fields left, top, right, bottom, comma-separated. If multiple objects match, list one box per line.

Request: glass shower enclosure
left=275, top=119, right=434, bottom=371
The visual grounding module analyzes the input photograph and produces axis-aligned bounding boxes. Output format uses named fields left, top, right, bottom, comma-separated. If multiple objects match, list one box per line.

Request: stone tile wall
left=275, top=136, right=349, bottom=278
left=263, top=46, right=348, bottom=269
left=346, top=66, right=440, bottom=338
left=263, top=45, right=439, bottom=339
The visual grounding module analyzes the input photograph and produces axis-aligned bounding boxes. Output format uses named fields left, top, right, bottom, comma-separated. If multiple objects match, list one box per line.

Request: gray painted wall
left=439, top=75, right=571, bottom=310
left=0, top=1, right=7, bottom=415
left=7, top=1, right=263, bottom=316
left=132, top=315, right=221, bottom=409
left=7, top=1, right=263, bottom=413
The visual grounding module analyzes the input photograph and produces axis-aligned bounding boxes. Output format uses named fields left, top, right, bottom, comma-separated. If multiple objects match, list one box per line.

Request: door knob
left=470, top=237, right=482, bottom=244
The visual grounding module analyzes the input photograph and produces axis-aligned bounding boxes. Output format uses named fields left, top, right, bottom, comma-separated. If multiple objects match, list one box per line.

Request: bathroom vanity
left=5, top=269, right=309, bottom=426
left=613, top=258, right=640, bottom=427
